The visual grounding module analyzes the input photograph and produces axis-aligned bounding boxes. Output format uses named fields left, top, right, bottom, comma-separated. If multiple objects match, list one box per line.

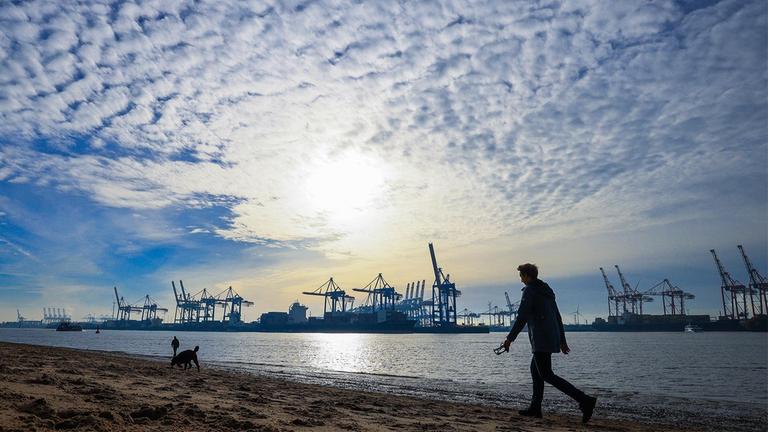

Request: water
left=1, top=329, right=766, bottom=424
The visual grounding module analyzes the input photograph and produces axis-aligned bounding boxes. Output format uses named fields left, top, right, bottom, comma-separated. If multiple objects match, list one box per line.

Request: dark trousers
left=173, top=346, right=178, bottom=357
left=530, top=352, right=586, bottom=409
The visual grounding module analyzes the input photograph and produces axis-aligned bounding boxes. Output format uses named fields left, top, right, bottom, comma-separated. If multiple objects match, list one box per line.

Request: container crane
left=738, top=245, right=767, bottom=316
left=643, top=279, right=695, bottom=315
left=711, top=249, right=751, bottom=320
left=615, top=265, right=652, bottom=315
left=504, top=291, right=519, bottom=322
left=352, top=273, right=401, bottom=311
left=429, top=243, right=460, bottom=326
left=600, top=267, right=624, bottom=316
left=303, top=277, right=355, bottom=317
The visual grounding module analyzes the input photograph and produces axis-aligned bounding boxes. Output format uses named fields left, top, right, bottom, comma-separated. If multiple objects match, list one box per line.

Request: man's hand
left=502, top=339, right=511, bottom=352
left=560, top=342, right=570, bottom=354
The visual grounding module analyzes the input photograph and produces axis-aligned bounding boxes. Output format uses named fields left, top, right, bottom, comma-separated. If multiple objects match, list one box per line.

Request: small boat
left=56, top=322, right=83, bottom=332
left=684, top=324, right=702, bottom=333
left=95, top=326, right=101, bottom=334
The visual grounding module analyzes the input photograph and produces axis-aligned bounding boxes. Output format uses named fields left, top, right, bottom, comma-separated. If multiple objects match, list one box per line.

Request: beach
left=0, top=341, right=746, bottom=432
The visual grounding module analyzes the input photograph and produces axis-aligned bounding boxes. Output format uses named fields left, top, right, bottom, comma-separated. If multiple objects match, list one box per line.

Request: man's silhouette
left=503, top=263, right=597, bottom=424
left=171, top=346, right=200, bottom=371
left=171, top=336, right=179, bottom=357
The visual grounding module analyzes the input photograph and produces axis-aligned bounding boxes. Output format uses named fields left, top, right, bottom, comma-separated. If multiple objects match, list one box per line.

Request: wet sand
left=0, top=342, right=745, bottom=431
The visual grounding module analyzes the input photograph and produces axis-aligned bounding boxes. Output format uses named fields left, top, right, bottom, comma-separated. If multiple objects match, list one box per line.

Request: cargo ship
left=258, top=302, right=416, bottom=333
left=55, top=322, right=83, bottom=331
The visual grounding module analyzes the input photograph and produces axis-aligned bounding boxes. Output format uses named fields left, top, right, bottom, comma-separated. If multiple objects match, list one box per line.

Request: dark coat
left=506, top=279, right=567, bottom=353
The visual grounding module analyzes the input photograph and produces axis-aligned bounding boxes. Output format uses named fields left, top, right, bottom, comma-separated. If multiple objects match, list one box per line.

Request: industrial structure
left=428, top=242, right=459, bottom=327
left=593, top=246, right=767, bottom=331
left=302, top=277, right=354, bottom=317
left=42, top=308, right=71, bottom=324
left=171, top=281, right=253, bottom=325
left=711, top=249, right=752, bottom=320
left=397, top=279, right=429, bottom=325
left=737, top=245, right=767, bottom=317
left=352, top=273, right=402, bottom=312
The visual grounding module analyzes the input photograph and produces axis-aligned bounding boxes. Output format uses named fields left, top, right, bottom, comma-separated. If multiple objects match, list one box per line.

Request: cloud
left=0, top=0, right=765, bottom=290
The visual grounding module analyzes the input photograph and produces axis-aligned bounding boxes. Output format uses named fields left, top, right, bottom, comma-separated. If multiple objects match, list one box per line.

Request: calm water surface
left=1, top=329, right=765, bottom=412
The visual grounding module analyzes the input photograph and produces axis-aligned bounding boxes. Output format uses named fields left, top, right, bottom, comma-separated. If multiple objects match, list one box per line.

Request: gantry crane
left=352, top=273, right=401, bottom=311
left=615, top=265, right=652, bottom=315
left=303, top=277, right=355, bottom=317
left=711, top=249, right=751, bottom=320
left=458, top=308, right=480, bottom=325
left=113, top=287, right=142, bottom=321
left=505, top=291, right=519, bottom=323
left=643, top=279, right=694, bottom=315
left=600, top=267, right=624, bottom=316
left=429, top=243, right=460, bottom=326
left=738, top=245, right=767, bottom=316
left=139, top=295, right=168, bottom=321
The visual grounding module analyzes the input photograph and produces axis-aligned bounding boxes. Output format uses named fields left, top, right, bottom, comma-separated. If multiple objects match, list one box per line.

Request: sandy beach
left=0, top=341, right=753, bottom=432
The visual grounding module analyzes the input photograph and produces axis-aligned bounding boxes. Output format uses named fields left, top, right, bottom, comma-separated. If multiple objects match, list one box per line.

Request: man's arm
left=554, top=302, right=569, bottom=353
left=506, top=287, right=533, bottom=342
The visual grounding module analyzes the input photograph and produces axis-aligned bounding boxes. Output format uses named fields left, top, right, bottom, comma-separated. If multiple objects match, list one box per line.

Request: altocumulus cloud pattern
left=0, top=0, right=766, bottom=256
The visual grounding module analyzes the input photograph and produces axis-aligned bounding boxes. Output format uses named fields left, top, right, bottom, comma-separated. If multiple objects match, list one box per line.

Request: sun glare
left=304, top=152, right=386, bottom=217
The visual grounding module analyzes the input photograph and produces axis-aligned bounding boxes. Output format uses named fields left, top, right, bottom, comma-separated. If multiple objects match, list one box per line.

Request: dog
left=170, top=345, right=200, bottom=371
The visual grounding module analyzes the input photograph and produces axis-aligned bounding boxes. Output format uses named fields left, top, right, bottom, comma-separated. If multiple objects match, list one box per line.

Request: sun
left=304, top=151, right=386, bottom=217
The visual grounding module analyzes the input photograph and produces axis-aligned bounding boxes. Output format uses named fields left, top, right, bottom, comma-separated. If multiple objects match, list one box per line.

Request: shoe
left=518, top=408, right=542, bottom=418
left=580, top=396, right=597, bottom=424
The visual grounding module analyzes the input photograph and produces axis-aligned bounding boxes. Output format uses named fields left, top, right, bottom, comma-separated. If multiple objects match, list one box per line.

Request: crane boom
left=428, top=243, right=441, bottom=286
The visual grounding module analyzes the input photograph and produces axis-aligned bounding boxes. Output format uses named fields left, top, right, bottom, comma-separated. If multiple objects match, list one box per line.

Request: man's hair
left=517, top=263, right=538, bottom=279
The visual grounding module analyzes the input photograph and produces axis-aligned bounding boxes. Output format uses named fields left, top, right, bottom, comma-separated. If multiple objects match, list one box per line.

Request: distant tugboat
left=56, top=322, right=83, bottom=332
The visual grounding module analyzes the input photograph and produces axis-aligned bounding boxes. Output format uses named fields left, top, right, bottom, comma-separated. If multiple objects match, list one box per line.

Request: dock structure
left=600, top=267, right=624, bottom=317
left=428, top=242, right=460, bottom=326
left=42, top=308, right=70, bottom=324
left=615, top=265, right=653, bottom=315
left=643, top=279, right=695, bottom=315
left=738, top=245, right=767, bottom=317
left=171, top=280, right=253, bottom=324
left=302, top=277, right=354, bottom=317
left=458, top=308, right=480, bottom=325
left=711, top=249, right=753, bottom=320
left=397, top=279, right=429, bottom=325
left=114, top=287, right=167, bottom=321
left=505, top=291, right=519, bottom=323
left=352, top=273, right=401, bottom=312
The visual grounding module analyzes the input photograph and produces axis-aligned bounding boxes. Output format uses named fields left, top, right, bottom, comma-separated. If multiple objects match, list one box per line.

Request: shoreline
left=0, top=342, right=764, bottom=431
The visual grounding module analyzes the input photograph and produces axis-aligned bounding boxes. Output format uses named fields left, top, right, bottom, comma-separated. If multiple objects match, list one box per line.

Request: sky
left=0, top=0, right=766, bottom=324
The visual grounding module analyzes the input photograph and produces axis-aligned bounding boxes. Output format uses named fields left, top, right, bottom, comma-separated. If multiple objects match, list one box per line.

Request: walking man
left=502, top=263, right=597, bottom=423
left=171, top=336, right=180, bottom=357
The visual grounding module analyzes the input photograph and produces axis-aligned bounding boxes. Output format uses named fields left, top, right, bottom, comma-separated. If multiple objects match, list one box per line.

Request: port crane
left=504, top=291, right=519, bottom=323
left=171, top=281, right=253, bottom=324
left=481, top=303, right=507, bottom=327
left=600, top=267, right=624, bottom=316
left=218, top=286, right=253, bottom=323
left=429, top=243, right=460, bottom=326
left=615, top=265, right=652, bottom=315
left=458, top=308, right=480, bottom=325
left=711, top=249, right=752, bottom=319
left=397, top=280, right=429, bottom=325
left=113, top=287, right=142, bottom=321
left=352, top=273, right=401, bottom=311
left=139, top=295, right=168, bottom=321
left=738, top=245, right=767, bottom=316
left=172, top=280, right=200, bottom=323
left=643, top=279, right=694, bottom=315
left=303, top=277, right=354, bottom=316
